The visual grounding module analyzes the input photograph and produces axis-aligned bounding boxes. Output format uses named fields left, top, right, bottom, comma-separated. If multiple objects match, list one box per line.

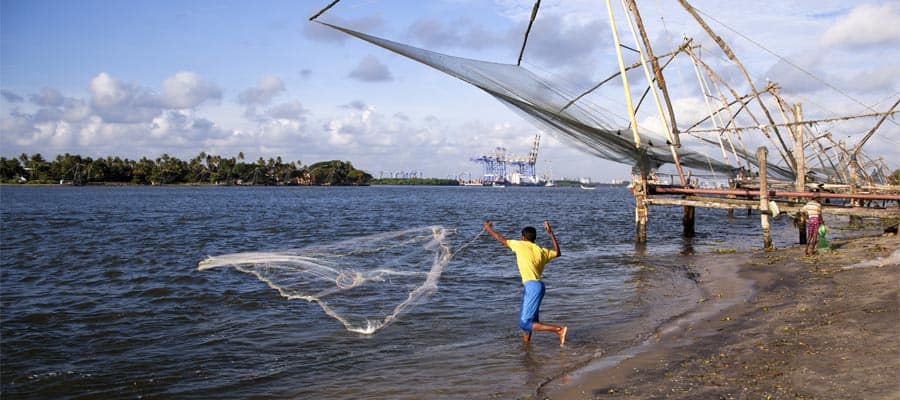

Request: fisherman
left=483, top=220, right=567, bottom=346
left=802, top=193, right=825, bottom=256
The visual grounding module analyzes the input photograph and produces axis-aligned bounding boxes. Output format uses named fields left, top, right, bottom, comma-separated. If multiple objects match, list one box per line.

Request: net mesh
left=199, top=226, right=454, bottom=334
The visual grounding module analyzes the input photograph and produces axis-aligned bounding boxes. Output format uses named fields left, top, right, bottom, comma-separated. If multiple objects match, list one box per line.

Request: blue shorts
left=519, top=280, right=545, bottom=333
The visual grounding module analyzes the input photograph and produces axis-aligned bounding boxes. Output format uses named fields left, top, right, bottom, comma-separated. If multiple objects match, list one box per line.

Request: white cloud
left=89, top=72, right=162, bottom=123
left=348, top=55, right=393, bottom=82
left=759, top=52, right=827, bottom=94
left=325, top=104, right=377, bottom=147
left=31, top=88, right=65, bottom=107
left=2, top=73, right=235, bottom=160
left=151, top=110, right=231, bottom=141
left=61, top=100, right=92, bottom=123
left=408, top=16, right=501, bottom=51
left=1, top=90, right=25, bottom=103
left=267, top=101, right=309, bottom=121
left=162, top=71, right=222, bottom=109
left=841, top=64, right=900, bottom=93
left=76, top=116, right=105, bottom=147
left=0, top=111, right=37, bottom=142
left=28, top=90, right=91, bottom=124
left=259, top=118, right=306, bottom=142
left=90, top=72, right=133, bottom=109
left=31, top=120, right=74, bottom=150
left=516, top=13, right=607, bottom=69
left=821, top=3, right=900, bottom=48
left=238, top=75, right=285, bottom=106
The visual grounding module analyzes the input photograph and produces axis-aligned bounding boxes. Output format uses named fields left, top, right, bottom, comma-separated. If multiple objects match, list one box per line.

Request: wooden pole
left=605, top=0, right=642, bottom=148
left=625, top=0, right=681, bottom=148
left=683, top=204, right=696, bottom=237
left=634, top=152, right=650, bottom=243
left=727, top=178, right=736, bottom=218
left=678, top=0, right=797, bottom=172
left=791, top=103, right=809, bottom=247
left=706, top=69, right=747, bottom=168
left=636, top=183, right=648, bottom=243
left=792, top=103, right=806, bottom=192
left=758, top=147, right=772, bottom=249
left=621, top=0, right=686, bottom=185
left=851, top=97, right=899, bottom=157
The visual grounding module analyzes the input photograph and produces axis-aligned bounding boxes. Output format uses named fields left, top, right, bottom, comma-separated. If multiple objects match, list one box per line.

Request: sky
left=1, top=0, right=898, bottom=182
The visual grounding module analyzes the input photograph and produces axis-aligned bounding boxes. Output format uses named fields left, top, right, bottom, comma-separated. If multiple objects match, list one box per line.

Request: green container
left=816, top=225, right=829, bottom=250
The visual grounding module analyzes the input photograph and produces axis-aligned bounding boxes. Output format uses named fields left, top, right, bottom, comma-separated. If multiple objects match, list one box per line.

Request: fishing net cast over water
left=198, top=226, right=460, bottom=334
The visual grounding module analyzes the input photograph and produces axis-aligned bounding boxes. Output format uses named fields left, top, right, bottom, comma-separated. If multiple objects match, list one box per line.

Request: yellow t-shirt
left=507, top=239, right=558, bottom=282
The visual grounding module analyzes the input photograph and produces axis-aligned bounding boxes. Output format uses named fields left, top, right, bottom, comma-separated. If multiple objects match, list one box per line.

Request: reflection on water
left=680, top=236, right=695, bottom=255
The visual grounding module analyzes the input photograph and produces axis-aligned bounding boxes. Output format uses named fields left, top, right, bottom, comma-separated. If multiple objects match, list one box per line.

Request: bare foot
left=559, top=326, right=568, bottom=347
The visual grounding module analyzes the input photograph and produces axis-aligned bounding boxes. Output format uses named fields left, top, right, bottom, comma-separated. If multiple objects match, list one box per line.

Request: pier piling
left=758, top=147, right=773, bottom=250
left=683, top=205, right=695, bottom=237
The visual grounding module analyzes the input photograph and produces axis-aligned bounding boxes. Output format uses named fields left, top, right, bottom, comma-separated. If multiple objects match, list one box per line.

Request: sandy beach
left=544, top=230, right=899, bottom=399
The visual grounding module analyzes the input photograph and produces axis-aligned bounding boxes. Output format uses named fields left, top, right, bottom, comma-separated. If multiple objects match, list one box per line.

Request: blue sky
left=2, top=0, right=898, bottom=181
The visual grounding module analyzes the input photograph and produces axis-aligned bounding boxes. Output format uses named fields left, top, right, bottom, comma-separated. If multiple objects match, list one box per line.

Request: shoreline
left=543, top=232, right=899, bottom=399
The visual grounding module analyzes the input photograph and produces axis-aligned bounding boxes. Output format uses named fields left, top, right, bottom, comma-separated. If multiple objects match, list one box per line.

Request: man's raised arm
left=544, top=221, right=561, bottom=257
left=484, top=220, right=508, bottom=246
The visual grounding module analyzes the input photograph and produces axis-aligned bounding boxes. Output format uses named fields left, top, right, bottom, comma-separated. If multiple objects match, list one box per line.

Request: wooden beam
left=647, top=196, right=900, bottom=218
left=650, top=186, right=900, bottom=201
left=793, top=103, right=806, bottom=193
left=685, top=109, right=900, bottom=134
left=759, top=147, right=772, bottom=249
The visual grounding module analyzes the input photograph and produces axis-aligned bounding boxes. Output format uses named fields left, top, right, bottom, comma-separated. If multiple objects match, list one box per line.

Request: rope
left=517, top=0, right=541, bottom=66
left=693, top=6, right=897, bottom=128
left=451, top=227, right=486, bottom=256
left=309, top=0, right=341, bottom=21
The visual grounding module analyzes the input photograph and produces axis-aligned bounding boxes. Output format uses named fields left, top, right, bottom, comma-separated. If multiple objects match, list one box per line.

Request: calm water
left=2, top=185, right=800, bottom=399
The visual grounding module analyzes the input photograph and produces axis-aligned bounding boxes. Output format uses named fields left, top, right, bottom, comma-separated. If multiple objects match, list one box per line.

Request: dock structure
left=471, top=134, right=541, bottom=185
left=642, top=179, right=900, bottom=248
left=617, top=1, right=900, bottom=247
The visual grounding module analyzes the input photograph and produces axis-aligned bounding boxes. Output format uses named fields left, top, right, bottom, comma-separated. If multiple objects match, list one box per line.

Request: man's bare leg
left=531, top=322, right=568, bottom=346
left=522, top=332, right=531, bottom=344
left=806, top=231, right=818, bottom=256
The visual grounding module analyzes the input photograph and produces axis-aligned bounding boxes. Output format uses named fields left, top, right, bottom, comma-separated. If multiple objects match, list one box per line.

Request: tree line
left=0, top=152, right=373, bottom=186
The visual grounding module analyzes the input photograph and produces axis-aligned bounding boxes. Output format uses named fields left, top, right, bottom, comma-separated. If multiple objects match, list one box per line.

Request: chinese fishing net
left=198, top=226, right=480, bottom=334
left=314, top=21, right=797, bottom=180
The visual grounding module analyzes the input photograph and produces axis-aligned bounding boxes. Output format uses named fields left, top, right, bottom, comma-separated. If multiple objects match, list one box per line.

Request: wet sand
left=544, top=232, right=899, bottom=399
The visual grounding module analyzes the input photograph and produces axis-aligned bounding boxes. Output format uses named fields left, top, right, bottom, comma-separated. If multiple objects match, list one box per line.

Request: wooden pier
left=632, top=147, right=900, bottom=248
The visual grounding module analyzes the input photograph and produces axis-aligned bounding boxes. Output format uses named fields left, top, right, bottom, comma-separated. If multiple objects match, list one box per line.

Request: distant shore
left=544, top=230, right=899, bottom=399
left=1, top=180, right=631, bottom=188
